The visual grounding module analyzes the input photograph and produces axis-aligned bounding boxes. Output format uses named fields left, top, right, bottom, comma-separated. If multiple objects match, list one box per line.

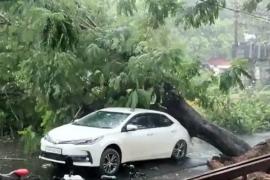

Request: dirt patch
left=208, top=139, right=270, bottom=180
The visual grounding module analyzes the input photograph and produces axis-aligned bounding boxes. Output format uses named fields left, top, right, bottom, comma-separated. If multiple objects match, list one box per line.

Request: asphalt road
left=0, top=132, right=269, bottom=180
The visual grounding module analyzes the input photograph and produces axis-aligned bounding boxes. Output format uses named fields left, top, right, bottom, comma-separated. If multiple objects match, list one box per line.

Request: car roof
left=100, top=107, right=165, bottom=115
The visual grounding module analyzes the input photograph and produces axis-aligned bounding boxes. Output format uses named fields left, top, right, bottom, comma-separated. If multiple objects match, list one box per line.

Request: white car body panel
left=119, top=128, right=155, bottom=161
left=39, top=107, right=190, bottom=167
left=48, top=124, right=113, bottom=142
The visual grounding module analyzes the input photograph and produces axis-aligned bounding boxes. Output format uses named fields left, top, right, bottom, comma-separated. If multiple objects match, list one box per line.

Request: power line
left=221, top=6, right=270, bottom=23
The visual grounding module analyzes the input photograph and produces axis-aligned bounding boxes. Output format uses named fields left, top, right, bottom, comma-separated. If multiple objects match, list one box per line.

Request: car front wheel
left=99, top=148, right=121, bottom=175
left=171, top=140, right=187, bottom=161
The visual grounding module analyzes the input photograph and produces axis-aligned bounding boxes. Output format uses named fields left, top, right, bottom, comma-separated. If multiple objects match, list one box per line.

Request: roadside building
left=233, top=42, right=270, bottom=85
left=207, top=57, right=231, bottom=75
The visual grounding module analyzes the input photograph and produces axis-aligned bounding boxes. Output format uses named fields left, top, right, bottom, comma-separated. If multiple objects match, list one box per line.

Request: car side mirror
left=126, top=124, right=138, bottom=131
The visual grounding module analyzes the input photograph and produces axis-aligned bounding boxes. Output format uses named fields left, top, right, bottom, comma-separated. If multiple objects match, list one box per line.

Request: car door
left=147, top=114, right=176, bottom=158
left=120, top=114, right=156, bottom=162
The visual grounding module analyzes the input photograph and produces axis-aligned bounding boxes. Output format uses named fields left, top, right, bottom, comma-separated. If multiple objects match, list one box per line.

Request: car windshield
left=72, top=111, right=130, bottom=129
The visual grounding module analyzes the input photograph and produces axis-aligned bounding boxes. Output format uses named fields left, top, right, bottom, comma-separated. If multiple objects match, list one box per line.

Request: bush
left=206, top=91, right=270, bottom=134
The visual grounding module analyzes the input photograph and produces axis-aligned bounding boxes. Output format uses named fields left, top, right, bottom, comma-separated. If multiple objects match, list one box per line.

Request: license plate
left=45, top=146, right=62, bottom=154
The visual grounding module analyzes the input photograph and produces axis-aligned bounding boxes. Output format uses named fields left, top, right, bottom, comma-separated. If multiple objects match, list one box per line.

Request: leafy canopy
left=0, top=0, right=252, bottom=147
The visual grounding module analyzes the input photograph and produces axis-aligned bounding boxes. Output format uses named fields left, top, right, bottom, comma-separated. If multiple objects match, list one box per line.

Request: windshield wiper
left=72, top=122, right=111, bottom=129
left=72, top=122, right=85, bottom=126
left=99, top=126, right=111, bottom=129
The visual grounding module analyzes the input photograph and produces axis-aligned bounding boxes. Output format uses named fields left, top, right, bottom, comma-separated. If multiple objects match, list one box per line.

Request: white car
left=40, top=107, right=190, bottom=175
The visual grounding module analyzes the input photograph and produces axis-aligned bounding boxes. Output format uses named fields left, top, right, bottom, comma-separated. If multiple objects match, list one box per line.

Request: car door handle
left=147, top=133, right=154, bottom=136
left=171, top=130, right=177, bottom=133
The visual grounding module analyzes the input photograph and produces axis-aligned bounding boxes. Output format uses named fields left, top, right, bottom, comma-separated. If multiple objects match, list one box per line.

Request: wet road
left=0, top=132, right=269, bottom=180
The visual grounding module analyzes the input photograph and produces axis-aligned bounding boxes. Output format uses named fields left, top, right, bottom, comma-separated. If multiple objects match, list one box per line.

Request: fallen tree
left=161, top=84, right=251, bottom=156
left=1, top=0, right=257, bottom=157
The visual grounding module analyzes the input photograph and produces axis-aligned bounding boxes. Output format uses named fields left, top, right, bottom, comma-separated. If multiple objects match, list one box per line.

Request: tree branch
left=0, top=13, right=11, bottom=25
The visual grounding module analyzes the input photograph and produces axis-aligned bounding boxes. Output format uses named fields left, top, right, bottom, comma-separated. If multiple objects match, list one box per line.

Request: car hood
left=48, top=124, right=112, bottom=142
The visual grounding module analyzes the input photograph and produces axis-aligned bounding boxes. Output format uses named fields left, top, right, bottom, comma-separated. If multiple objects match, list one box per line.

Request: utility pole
left=233, top=0, right=240, bottom=58
left=234, top=0, right=239, bottom=46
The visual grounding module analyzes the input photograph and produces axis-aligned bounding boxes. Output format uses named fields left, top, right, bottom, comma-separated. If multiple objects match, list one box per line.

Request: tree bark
left=161, top=86, right=251, bottom=156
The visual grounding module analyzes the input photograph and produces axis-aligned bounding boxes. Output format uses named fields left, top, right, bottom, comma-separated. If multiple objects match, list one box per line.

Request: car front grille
left=40, top=151, right=92, bottom=163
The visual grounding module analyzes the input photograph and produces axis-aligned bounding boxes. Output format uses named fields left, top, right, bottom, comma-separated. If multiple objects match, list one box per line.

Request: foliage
left=115, top=0, right=227, bottom=28
left=0, top=0, right=262, bottom=153
left=18, top=126, right=41, bottom=154
left=205, top=90, right=270, bottom=134
left=177, top=18, right=234, bottom=61
left=117, top=0, right=137, bottom=16
left=219, top=59, right=252, bottom=93
left=145, top=0, right=179, bottom=28
left=179, top=0, right=226, bottom=28
left=243, top=0, right=270, bottom=12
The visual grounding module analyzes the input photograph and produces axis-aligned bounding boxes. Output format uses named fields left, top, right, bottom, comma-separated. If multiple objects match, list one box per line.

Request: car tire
left=99, top=148, right=121, bottom=175
left=53, top=162, right=66, bottom=169
left=171, top=139, right=187, bottom=161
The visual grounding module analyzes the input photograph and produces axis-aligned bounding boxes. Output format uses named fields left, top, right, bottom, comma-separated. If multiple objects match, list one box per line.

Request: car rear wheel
left=171, top=140, right=187, bottom=161
left=99, top=148, right=121, bottom=175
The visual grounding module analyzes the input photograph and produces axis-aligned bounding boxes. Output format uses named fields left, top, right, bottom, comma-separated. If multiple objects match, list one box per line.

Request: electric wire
left=221, top=6, right=270, bottom=23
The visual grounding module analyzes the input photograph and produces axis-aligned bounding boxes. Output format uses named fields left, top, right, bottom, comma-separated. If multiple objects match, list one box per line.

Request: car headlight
left=44, top=133, right=53, bottom=143
left=58, top=136, right=104, bottom=145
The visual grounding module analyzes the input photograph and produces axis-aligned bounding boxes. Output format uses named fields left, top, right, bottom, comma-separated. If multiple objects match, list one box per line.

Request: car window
left=149, top=114, right=173, bottom=128
left=128, top=115, right=154, bottom=129
left=73, top=111, right=130, bottom=129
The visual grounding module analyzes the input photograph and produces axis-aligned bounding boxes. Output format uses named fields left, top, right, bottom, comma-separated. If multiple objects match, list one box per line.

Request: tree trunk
left=161, top=86, right=251, bottom=156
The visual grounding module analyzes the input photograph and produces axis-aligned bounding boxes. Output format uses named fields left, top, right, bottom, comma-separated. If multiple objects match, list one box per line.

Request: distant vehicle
left=39, top=108, right=190, bottom=175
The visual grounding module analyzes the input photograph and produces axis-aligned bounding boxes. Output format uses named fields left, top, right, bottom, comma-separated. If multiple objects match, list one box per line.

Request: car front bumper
left=39, top=138, right=103, bottom=167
